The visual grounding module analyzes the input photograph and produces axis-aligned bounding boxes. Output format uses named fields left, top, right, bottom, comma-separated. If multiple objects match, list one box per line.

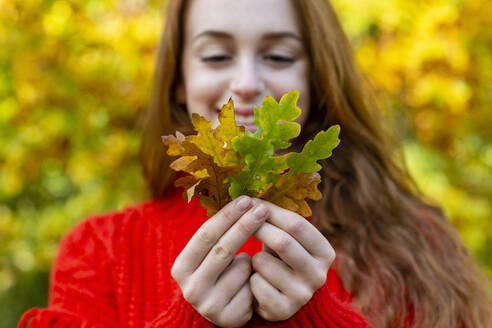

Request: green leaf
left=253, top=91, right=302, bottom=149
left=229, top=136, right=277, bottom=198
left=286, top=125, right=341, bottom=174
left=230, top=90, right=304, bottom=198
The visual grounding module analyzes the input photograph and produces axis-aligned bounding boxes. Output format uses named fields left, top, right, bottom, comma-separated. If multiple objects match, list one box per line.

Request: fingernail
left=253, top=205, right=267, bottom=219
left=236, top=196, right=251, bottom=211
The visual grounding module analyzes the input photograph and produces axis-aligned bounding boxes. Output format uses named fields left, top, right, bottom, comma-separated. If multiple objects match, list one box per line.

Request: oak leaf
left=258, top=172, right=322, bottom=218
left=162, top=90, right=340, bottom=218
left=162, top=110, right=242, bottom=216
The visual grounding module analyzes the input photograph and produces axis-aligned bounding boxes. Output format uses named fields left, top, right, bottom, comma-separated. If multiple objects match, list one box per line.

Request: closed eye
left=201, top=55, right=231, bottom=62
left=264, top=54, right=296, bottom=63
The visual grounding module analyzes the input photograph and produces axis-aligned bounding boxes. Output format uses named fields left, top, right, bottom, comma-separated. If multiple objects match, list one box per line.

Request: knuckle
left=312, top=268, right=328, bottom=289
left=249, top=272, right=262, bottom=292
left=222, top=204, right=239, bottom=222
left=329, top=247, right=336, bottom=264
left=252, top=251, right=262, bottom=262
left=171, top=262, right=181, bottom=281
left=197, top=227, right=215, bottom=244
left=229, top=258, right=251, bottom=279
left=238, top=258, right=252, bottom=273
left=212, top=244, right=233, bottom=261
left=236, top=252, right=250, bottom=262
left=237, top=219, right=254, bottom=236
left=170, top=264, right=182, bottom=283
left=263, top=302, right=290, bottom=321
left=277, top=301, right=296, bottom=321
left=199, top=300, right=220, bottom=319
left=255, top=293, right=292, bottom=322
left=323, top=247, right=336, bottom=267
left=294, top=287, right=313, bottom=306
left=235, top=253, right=252, bottom=270
left=272, top=233, right=292, bottom=253
left=252, top=252, right=267, bottom=268
left=252, top=204, right=269, bottom=221
left=181, top=283, right=199, bottom=305
left=222, top=198, right=248, bottom=222
left=285, top=302, right=298, bottom=320
left=286, top=218, right=305, bottom=235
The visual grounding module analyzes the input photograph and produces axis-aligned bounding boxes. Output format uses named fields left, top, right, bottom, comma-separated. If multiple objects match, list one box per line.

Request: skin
left=171, top=197, right=335, bottom=326
left=172, top=0, right=336, bottom=326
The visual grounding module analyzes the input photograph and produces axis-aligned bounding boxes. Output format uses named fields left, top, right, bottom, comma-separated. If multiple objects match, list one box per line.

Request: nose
left=229, top=57, right=265, bottom=101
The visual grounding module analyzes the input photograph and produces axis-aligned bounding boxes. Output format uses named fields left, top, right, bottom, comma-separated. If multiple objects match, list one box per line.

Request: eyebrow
left=192, top=30, right=302, bottom=42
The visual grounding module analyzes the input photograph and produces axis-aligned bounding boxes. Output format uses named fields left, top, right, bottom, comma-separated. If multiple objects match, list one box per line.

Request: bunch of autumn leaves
left=162, top=91, right=340, bottom=218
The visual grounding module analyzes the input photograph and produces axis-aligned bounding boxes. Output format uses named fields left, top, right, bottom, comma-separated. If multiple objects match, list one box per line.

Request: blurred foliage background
left=0, top=0, right=490, bottom=326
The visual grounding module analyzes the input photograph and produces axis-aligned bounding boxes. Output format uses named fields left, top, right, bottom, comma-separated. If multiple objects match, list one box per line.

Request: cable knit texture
left=19, top=187, right=373, bottom=328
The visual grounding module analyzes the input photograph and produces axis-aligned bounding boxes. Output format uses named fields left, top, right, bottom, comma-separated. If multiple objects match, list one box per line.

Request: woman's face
left=180, top=0, right=311, bottom=133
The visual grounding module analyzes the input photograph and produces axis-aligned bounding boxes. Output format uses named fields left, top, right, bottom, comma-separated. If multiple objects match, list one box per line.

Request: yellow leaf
left=190, top=114, right=227, bottom=166
left=215, top=98, right=245, bottom=148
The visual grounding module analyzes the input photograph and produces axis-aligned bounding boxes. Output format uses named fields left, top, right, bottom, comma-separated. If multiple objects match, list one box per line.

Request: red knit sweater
left=19, top=187, right=373, bottom=328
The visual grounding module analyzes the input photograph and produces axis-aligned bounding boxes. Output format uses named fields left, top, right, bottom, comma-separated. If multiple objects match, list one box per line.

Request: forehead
left=184, top=0, right=301, bottom=38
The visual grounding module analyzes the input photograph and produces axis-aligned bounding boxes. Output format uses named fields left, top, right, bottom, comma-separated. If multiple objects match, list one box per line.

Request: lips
left=234, top=107, right=255, bottom=116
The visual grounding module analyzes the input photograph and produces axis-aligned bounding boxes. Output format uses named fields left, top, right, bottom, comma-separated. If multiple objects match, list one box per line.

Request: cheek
left=293, top=64, right=311, bottom=112
left=184, top=66, right=228, bottom=118
left=292, top=64, right=311, bottom=126
left=186, top=72, right=222, bottom=104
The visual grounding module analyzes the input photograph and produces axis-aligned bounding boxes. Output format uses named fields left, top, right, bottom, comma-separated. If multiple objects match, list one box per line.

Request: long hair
left=139, top=0, right=492, bottom=326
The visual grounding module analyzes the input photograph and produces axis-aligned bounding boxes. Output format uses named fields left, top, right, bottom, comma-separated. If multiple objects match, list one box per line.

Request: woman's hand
left=250, top=199, right=336, bottom=322
left=171, top=196, right=269, bottom=328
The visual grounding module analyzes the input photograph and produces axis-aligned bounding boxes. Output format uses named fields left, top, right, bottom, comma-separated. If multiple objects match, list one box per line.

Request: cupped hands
left=171, top=196, right=335, bottom=327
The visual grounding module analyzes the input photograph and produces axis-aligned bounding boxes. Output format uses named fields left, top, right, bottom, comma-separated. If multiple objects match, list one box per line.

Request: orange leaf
left=259, top=172, right=322, bottom=217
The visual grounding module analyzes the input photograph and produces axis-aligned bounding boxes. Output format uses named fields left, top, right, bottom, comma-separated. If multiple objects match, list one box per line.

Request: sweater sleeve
left=149, top=273, right=372, bottom=328
left=18, top=216, right=120, bottom=327
left=250, top=267, right=374, bottom=328
left=19, top=208, right=216, bottom=328
left=147, top=293, right=215, bottom=328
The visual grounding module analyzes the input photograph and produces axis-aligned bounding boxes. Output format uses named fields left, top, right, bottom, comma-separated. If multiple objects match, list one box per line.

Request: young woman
left=20, top=0, right=492, bottom=327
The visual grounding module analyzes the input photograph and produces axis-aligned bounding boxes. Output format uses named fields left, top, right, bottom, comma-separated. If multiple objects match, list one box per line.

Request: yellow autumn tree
left=0, top=0, right=490, bottom=326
